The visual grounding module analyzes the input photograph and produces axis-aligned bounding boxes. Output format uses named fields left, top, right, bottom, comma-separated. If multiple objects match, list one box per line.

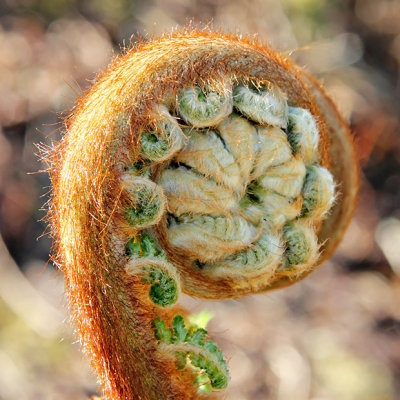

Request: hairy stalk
left=47, top=30, right=358, bottom=400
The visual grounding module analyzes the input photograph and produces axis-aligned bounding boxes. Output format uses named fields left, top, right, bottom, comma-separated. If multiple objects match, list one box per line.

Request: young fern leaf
left=154, top=315, right=229, bottom=392
left=47, top=30, right=358, bottom=400
left=233, top=83, right=289, bottom=127
left=140, top=105, right=185, bottom=162
left=177, top=86, right=233, bottom=127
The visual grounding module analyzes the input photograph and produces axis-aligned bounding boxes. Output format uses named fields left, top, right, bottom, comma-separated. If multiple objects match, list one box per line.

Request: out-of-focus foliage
left=0, top=0, right=399, bottom=399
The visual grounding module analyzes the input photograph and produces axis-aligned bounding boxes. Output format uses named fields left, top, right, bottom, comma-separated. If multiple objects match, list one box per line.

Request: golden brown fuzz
left=47, top=30, right=358, bottom=400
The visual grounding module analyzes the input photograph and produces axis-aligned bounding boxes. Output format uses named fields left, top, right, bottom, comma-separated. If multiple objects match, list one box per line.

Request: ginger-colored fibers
left=48, top=30, right=358, bottom=400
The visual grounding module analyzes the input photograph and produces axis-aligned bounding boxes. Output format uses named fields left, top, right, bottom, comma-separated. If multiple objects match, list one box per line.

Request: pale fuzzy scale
left=258, top=156, right=306, bottom=199
left=232, top=84, right=289, bottom=128
left=262, top=193, right=302, bottom=230
left=282, top=221, right=319, bottom=270
left=249, top=186, right=303, bottom=229
left=208, top=229, right=284, bottom=278
left=302, top=165, right=335, bottom=220
left=167, top=215, right=258, bottom=262
left=157, top=167, right=237, bottom=216
left=287, top=107, right=319, bottom=165
left=240, top=202, right=267, bottom=226
left=177, top=85, right=233, bottom=128
left=251, top=126, right=293, bottom=180
left=176, top=129, right=242, bottom=190
left=216, top=113, right=257, bottom=187
left=120, top=175, right=166, bottom=228
left=140, top=105, right=186, bottom=162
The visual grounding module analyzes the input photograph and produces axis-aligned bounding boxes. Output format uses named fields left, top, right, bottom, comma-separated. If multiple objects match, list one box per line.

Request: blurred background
left=0, top=0, right=399, bottom=399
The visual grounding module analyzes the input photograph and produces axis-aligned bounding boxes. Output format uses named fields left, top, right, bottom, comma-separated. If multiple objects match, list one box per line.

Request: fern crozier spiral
left=48, top=30, right=358, bottom=400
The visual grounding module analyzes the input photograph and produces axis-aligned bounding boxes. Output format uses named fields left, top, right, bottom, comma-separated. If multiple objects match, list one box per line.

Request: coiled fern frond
left=47, top=30, right=358, bottom=400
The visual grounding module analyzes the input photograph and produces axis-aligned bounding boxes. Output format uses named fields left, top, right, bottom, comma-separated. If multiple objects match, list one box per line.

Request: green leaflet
left=154, top=315, right=207, bottom=346
left=152, top=315, right=229, bottom=391
left=153, top=317, right=173, bottom=343
left=177, top=85, right=233, bottom=128
left=125, top=239, right=179, bottom=307
left=301, top=165, right=335, bottom=220
left=124, top=183, right=163, bottom=228
left=140, top=105, right=185, bottom=162
left=283, top=222, right=309, bottom=265
left=188, top=327, right=208, bottom=346
left=172, top=315, right=188, bottom=342
left=140, top=130, right=169, bottom=159
left=125, top=159, right=152, bottom=178
left=141, top=265, right=178, bottom=307
left=287, top=106, right=319, bottom=165
left=126, top=233, right=166, bottom=259
left=282, top=221, right=318, bottom=268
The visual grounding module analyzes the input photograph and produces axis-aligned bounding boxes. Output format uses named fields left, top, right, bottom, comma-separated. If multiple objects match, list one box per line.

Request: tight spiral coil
left=47, top=30, right=358, bottom=400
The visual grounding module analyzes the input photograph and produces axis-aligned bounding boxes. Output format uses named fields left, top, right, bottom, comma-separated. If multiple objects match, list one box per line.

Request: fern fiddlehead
left=47, top=30, right=358, bottom=399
